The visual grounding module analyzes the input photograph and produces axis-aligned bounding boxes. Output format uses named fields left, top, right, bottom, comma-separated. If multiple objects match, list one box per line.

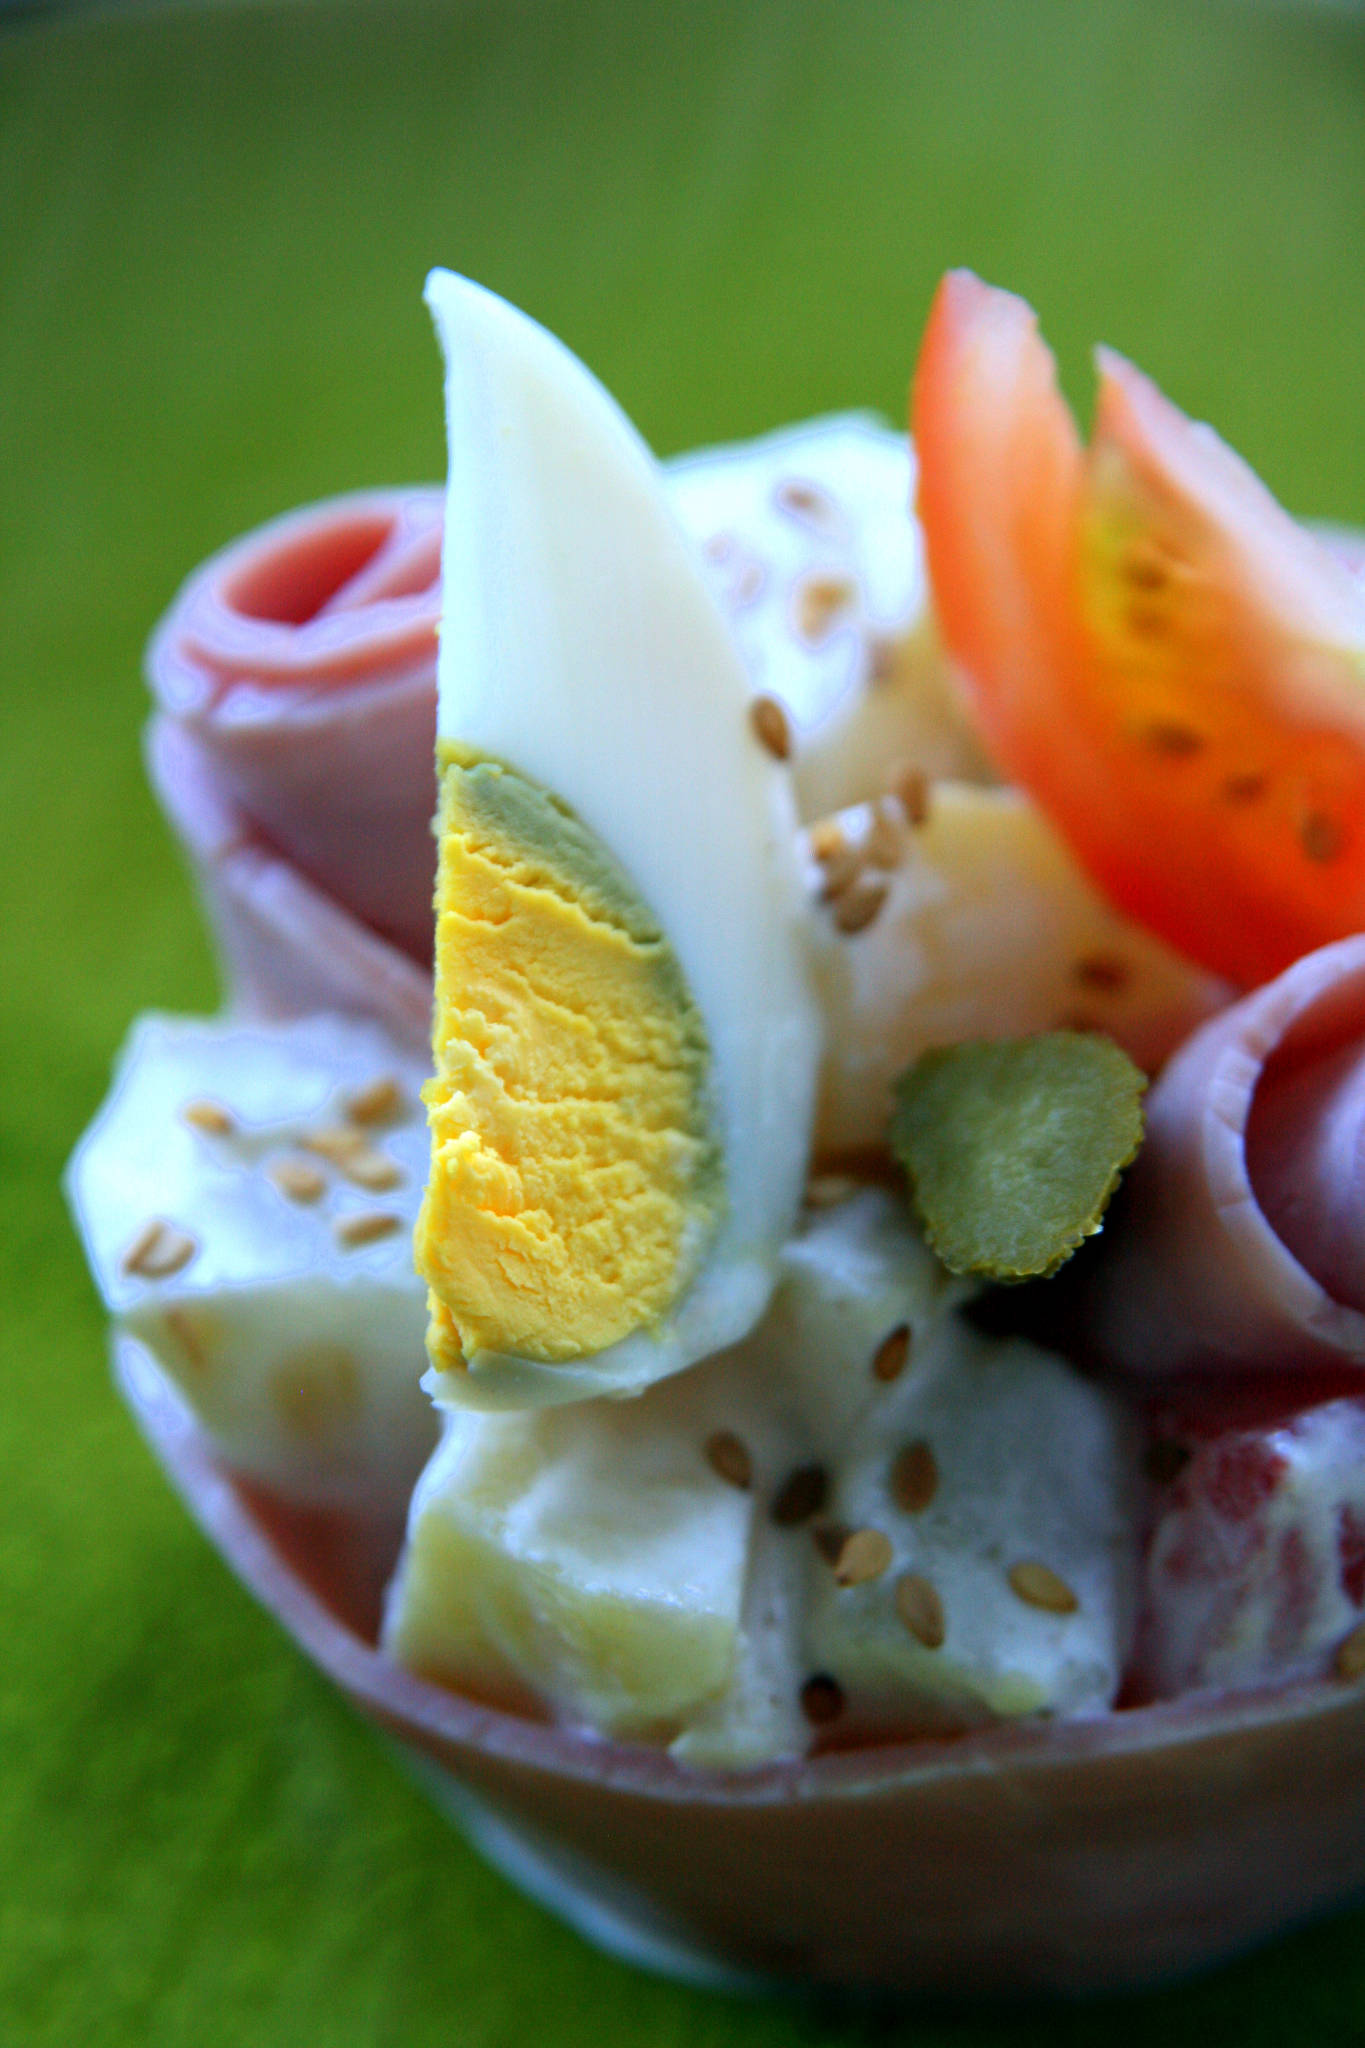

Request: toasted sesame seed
left=163, top=1307, right=209, bottom=1374
left=863, top=800, right=905, bottom=872
left=872, top=1323, right=912, bottom=1383
left=795, top=574, right=856, bottom=643
left=1142, top=719, right=1204, bottom=759
left=1144, top=1438, right=1192, bottom=1486
left=181, top=1098, right=235, bottom=1136
left=334, top=1211, right=402, bottom=1250
left=894, top=765, right=930, bottom=827
left=1073, top=953, right=1130, bottom=994
left=805, top=1172, right=859, bottom=1209
left=818, top=845, right=866, bottom=902
left=1125, top=602, right=1167, bottom=641
left=1221, top=770, right=1268, bottom=805
left=867, top=634, right=899, bottom=684
left=269, top=1158, right=327, bottom=1205
left=830, top=1527, right=894, bottom=1587
left=1008, top=1560, right=1079, bottom=1615
left=343, top=1075, right=405, bottom=1126
left=750, top=693, right=793, bottom=761
left=809, top=818, right=848, bottom=864
left=730, top=561, right=766, bottom=608
left=1335, top=1622, right=1365, bottom=1682
left=1300, top=810, right=1345, bottom=864
left=812, top=1520, right=851, bottom=1566
left=303, top=1125, right=368, bottom=1168
left=895, top=1572, right=946, bottom=1650
left=891, top=1439, right=939, bottom=1514
left=775, top=479, right=840, bottom=534
left=800, top=1673, right=845, bottom=1725
left=705, top=1430, right=753, bottom=1491
left=771, top=1463, right=829, bottom=1527
left=122, top=1219, right=198, bottom=1281
left=833, top=877, right=888, bottom=936
left=340, top=1147, right=404, bottom=1193
left=1124, top=553, right=1170, bottom=595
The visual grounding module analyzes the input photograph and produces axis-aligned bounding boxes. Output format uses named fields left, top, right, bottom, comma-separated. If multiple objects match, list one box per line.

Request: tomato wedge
left=912, top=270, right=1365, bottom=988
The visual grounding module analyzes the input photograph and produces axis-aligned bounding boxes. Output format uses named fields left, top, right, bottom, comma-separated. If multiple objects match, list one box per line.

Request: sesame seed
left=181, top=1098, right=235, bottom=1136
left=895, top=1572, right=946, bottom=1650
left=1073, top=953, right=1130, bottom=995
left=775, top=479, right=840, bottom=535
left=829, top=1527, right=894, bottom=1587
left=799, top=1673, right=845, bottom=1726
left=812, top=1521, right=850, bottom=1566
left=334, top=1211, right=402, bottom=1250
left=818, top=845, right=866, bottom=902
left=890, top=1439, right=939, bottom=1514
left=805, top=1173, right=859, bottom=1209
left=341, top=1147, right=404, bottom=1193
left=863, top=800, right=905, bottom=872
left=809, top=819, right=848, bottom=864
left=705, top=1430, right=753, bottom=1491
left=1124, top=554, right=1170, bottom=595
left=730, top=561, right=766, bottom=608
left=163, top=1307, right=209, bottom=1374
left=1335, top=1622, right=1365, bottom=1682
left=872, top=1323, right=912, bottom=1383
left=833, top=877, right=888, bottom=935
left=1300, top=810, right=1345, bottom=864
left=771, top=1463, right=829, bottom=1527
left=795, top=574, right=856, bottom=643
left=750, top=694, right=793, bottom=761
left=1008, top=1560, right=1079, bottom=1615
left=1125, top=603, right=1167, bottom=641
left=122, top=1219, right=198, bottom=1281
left=269, top=1158, right=327, bottom=1205
left=343, top=1075, right=406, bottom=1126
left=894, top=765, right=930, bottom=827
left=703, top=533, right=734, bottom=563
left=1142, top=720, right=1204, bottom=759
left=303, top=1125, right=368, bottom=1167
left=867, top=634, right=899, bottom=684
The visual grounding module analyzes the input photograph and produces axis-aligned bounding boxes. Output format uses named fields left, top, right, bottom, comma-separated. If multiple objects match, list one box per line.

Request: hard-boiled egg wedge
left=667, top=414, right=993, bottom=823
left=417, top=272, right=822, bottom=1409
left=64, top=1014, right=436, bottom=1509
left=386, top=1190, right=1140, bottom=1762
left=804, top=781, right=1227, bottom=1158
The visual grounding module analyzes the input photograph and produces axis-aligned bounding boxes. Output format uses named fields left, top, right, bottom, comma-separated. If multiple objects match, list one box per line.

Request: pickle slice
left=890, top=1034, right=1146, bottom=1281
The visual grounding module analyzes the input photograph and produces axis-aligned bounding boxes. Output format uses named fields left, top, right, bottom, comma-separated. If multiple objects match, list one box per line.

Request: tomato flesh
left=912, top=271, right=1365, bottom=988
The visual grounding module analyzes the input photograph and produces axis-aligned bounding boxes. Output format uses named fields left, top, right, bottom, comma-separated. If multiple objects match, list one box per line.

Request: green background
left=5, top=0, right=1365, bottom=2040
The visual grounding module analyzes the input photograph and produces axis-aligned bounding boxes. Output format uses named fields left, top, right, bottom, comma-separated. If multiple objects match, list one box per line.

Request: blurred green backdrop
left=4, top=2, right=1365, bottom=2043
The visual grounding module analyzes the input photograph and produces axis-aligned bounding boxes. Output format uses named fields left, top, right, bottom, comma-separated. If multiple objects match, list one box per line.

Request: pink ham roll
left=147, top=489, right=442, bottom=965
left=148, top=716, right=430, bottom=1053
left=1084, top=935, right=1365, bottom=1377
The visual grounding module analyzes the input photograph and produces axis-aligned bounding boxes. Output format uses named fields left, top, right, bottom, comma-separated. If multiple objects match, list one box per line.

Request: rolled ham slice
left=147, top=489, right=442, bottom=964
left=1083, top=935, right=1365, bottom=1377
left=148, top=717, right=430, bottom=1052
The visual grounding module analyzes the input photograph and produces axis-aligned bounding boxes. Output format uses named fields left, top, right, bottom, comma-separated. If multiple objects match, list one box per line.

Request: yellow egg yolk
left=417, top=751, right=723, bottom=1374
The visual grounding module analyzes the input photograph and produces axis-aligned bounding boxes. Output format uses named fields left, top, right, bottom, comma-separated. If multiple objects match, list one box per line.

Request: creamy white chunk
left=668, top=414, right=993, bottom=823
left=65, top=1013, right=436, bottom=1509
left=385, top=1190, right=1141, bottom=1761
left=805, top=782, right=1227, bottom=1156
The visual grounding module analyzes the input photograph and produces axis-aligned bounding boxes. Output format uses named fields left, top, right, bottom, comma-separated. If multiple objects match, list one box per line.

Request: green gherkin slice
left=890, top=1033, right=1146, bottom=1282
